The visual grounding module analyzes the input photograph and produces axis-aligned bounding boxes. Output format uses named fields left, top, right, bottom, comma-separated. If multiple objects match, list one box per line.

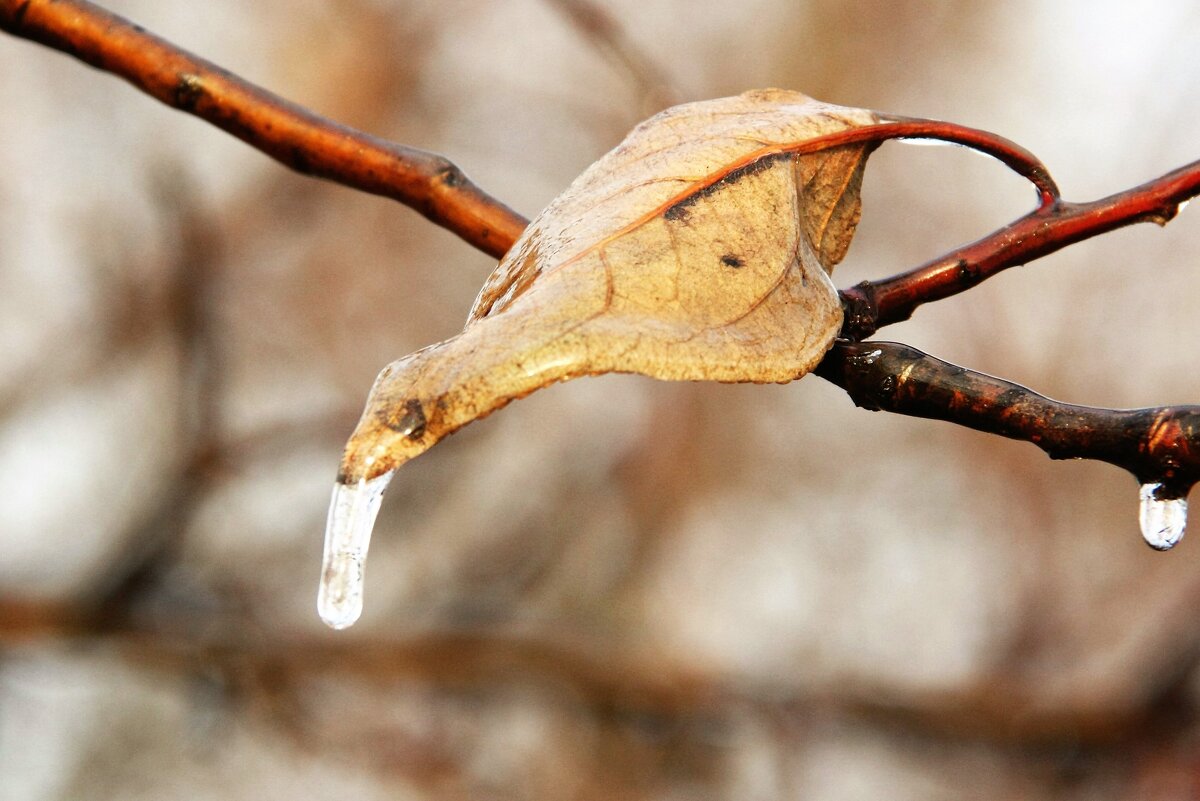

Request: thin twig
left=545, top=0, right=680, bottom=114
left=816, top=340, right=1200, bottom=499
left=3, top=610, right=1185, bottom=746
left=0, top=0, right=527, bottom=259
left=841, top=159, right=1200, bottom=338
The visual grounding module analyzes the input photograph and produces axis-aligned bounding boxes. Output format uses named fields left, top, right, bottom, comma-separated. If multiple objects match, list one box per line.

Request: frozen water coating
left=317, top=471, right=395, bottom=629
left=1138, top=482, right=1188, bottom=551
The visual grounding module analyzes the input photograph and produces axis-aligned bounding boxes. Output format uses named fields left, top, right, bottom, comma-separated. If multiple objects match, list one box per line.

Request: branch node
left=838, top=282, right=880, bottom=340
left=173, top=73, right=204, bottom=111
left=434, top=163, right=465, bottom=189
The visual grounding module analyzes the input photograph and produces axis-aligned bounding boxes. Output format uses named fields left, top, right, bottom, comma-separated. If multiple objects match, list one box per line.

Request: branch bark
left=817, top=340, right=1200, bottom=500
left=0, top=0, right=527, bottom=259
left=842, top=160, right=1200, bottom=338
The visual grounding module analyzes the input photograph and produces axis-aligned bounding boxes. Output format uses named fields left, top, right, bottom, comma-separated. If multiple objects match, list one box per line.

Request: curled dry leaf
left=317, top=89, right=887, bottom=628
left=340, top=89, right=882, bottom=483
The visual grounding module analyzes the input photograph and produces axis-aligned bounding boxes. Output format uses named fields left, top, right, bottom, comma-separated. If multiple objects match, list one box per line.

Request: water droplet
left=893, top=137, right=1048, bottom=204
left=894, top=136, right=967, bottom=149
left=1138, top=482, right=1187, bottom=551
left=317, top=471, right=394, bottom=629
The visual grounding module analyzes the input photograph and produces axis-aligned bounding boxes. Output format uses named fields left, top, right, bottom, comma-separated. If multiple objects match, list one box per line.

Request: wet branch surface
left=827, top=155, right=1200, bottom=500
left=816, top=341, right=1200, bottom=500
left=840, top=159, right=1200, bottom=338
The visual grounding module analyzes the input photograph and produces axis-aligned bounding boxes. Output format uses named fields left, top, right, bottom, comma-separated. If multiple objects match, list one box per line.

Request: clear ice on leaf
left=318, top=471, right=395, bottom=629
left=1138, top=482, right=1188, bottom=551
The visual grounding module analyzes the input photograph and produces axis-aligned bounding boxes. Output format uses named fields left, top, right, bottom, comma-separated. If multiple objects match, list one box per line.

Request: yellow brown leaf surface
left=339, top=89, right=881, bottom=482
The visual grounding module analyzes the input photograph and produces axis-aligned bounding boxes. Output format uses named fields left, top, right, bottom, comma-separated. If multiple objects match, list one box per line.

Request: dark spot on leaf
left=720, top=254, right=743, bottom=268
left=665, top=151, right=791, bottom=221
left=663, top=201, right=690, bottom=222
left=379, top=399, right=427, bottom=439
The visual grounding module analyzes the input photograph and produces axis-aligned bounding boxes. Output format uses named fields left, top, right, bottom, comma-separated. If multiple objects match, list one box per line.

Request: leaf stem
left=842, top=158, right=1200, bottom=338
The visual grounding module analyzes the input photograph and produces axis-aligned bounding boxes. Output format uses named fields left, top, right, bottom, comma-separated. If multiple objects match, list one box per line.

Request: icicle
left=317, top=471, right=394, bottom=629
left=1138, top=482, right=1187, bottom=551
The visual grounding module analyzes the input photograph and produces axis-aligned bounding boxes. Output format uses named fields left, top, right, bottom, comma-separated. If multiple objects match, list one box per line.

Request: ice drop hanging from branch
left=819, top=340, right=1200, bottom=550
left=1139, top=483, right=1188, bottom=551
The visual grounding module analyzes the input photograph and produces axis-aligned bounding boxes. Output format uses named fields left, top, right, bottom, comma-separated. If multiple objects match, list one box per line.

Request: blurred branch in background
left=544, top=0, right=681, bottom=115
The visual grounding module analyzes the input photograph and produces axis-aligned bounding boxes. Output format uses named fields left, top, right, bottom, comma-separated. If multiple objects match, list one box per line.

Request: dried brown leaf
left=339, top=89, right=882, bottom=482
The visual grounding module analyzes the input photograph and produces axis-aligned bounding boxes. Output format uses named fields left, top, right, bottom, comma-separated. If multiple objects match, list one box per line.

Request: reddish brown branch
left=816, top=340, right=1200, bottom=500
left=0, top=0, right=527, bottom=259
left=842, top=159, right=1200, bottom=338
left=777, top=117, right=1059, bottom=204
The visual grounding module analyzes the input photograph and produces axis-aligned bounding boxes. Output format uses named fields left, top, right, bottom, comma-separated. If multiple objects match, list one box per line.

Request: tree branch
left=816, top=340, right=1200, bottom=501
left=0, top=0, right=527, bottom=259
left=0, top=0, right=1064, bottom=264
left=842, top=159, right=1200, bottom=338
left=4, top=0, right=1196, bottom=532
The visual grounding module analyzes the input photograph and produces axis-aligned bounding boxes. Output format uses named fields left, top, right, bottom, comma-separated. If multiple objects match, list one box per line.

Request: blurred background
left=2, top=1, right=1200, bottom=798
